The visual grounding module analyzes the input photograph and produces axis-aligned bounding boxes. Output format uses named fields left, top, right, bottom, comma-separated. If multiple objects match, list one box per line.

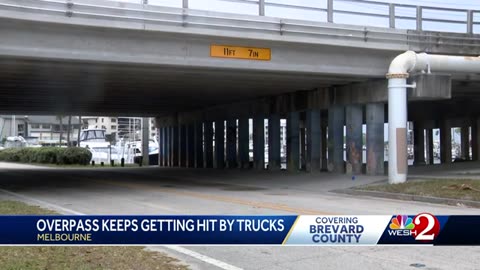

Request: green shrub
left=34, top=148, right=59, bottom=164
left=0, top=148, right=22, bottom=162
left=57, top=147, right=92, bottom=165
left=0, top=147, right=92, bottom=165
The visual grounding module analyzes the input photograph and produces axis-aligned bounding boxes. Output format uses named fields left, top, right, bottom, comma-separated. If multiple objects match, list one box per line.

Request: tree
left=56, top=115, right=63, bottom=146
left=66, top=115, right=72, bottom=147
left=77, top=116, right=82, bottom=147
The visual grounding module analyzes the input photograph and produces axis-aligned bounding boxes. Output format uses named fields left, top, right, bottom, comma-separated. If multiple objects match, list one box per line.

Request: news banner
left=0, top=214, right=478, bottom=245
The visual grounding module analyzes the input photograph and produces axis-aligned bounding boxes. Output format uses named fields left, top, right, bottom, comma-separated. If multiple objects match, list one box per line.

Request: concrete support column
left=238, top=117, right=250, bottom=169
left=215, top=121, right=225, bottom=169
left=461, top=126, right=470, bottom=160
left=473, top=118, right=480, bottom=161
left=366, top=103, right=384, bottom=175
left=226, top=119, right=237, bottom=168
left=300, top=125, right=306, bottom=170
left=162, top=127, right=168, bottom=167
left=321, top=117, right=328, bottom=171
left=287, top=112, right=300, bottom=172
left=179, top=125, right=187, bottom=167
left=440, top=120, right=452, bottom=164
left=413, top=122, right=426, bottom=165
left=306, top=109, right=321, bottom=172
left=426, top=129, right=434, bottom=165
left=345, top=105, right=363, bottom=174
left=204, top=121, right=214, bottom=168
left=187, top=124, right=195, bottom=168
left=253, top=116, right=265, bottom=170
left=172, top=125, right=179, bottom=167
left=268, top=114, right=281, bottom=170
left=142, top=117, right=149, bottom=166
left=327, top=106, right=345, bottom=173
left=159, top=127, right=164, bottom=166
left=194, top=121, right=204, bottom=168
left=165, top=126, right=171, bottom=167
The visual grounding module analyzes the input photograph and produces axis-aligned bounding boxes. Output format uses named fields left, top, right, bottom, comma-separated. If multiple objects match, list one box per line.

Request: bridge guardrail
left=143, top=0, right=480, bottom=34
left=1, top=0, right=480, bottom=51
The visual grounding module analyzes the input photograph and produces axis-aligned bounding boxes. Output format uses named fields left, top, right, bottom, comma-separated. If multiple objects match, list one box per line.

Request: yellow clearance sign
left=210, top=45, right=271, bottom=61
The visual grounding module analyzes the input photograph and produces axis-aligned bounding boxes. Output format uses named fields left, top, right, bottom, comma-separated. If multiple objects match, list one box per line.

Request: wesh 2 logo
left=388, top=213, right=440, bottom=241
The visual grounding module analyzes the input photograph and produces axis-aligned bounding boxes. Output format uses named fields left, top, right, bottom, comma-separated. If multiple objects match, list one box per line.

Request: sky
left=114, top=0, right=480, bottom=33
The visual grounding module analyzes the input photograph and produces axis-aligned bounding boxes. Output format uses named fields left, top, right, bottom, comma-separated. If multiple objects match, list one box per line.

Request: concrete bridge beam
left=426, top=128, right=434, bottom=165
left=345, top=105, right=363, bottom=174
left=366, top=103, right=384, bottom=175
left=204, top=121, right=214, bottom=168
left=238, top=118, right=250, bottom=169
left=158, top=127, right=164, bottom=167
left=268, top=114, right=281, bottom=170
left=413, top=122, right=426, bottom=165
left=327, top=105, right=345, bottom=173
left=461, top=126, right=470, bottom=160
left=194, top=121, right=204, bottom=168
left=305, top=109, right=321, bottom=172
left=473, top=119, right=480, bottom=161
left=215, top=120, right=225, bottom=169
left=440, top=120, right=452, bottom=164
left=179, top=125, right=187, bottom=167
left=165, top=126, right=171, bottom=167
left=187, top=124, right=195, bottom=168
left=172, top=125, right=179, bottom=167
left=226, top=119, right=238, bottom=169
left=253, top=115, right=265, bottom=170
left=287, top=112, right=300, bottom=172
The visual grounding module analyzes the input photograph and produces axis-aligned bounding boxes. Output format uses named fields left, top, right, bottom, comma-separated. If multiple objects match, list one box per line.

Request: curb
left=332, top=188, right=480, bottom=208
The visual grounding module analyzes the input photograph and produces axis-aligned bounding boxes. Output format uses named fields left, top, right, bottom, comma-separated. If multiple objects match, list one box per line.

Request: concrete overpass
left=2, top=0, right=480, bottom=178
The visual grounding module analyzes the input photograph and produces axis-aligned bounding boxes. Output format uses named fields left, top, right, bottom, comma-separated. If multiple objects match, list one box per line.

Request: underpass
left=2, top=0, right=480, bottom=181
left=0, top=164, right=478, bottom=269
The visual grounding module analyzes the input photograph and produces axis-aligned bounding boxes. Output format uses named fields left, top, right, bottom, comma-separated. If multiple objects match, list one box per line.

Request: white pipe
left=387, top=51, right=480, bottom=184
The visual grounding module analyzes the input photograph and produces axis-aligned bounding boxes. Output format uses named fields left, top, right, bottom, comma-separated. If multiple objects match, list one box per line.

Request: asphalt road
left=0, top=164, right=478, bottom=270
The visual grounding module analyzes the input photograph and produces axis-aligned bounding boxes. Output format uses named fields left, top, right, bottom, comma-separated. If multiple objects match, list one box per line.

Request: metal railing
left=135, top=0, right=480, bottom=34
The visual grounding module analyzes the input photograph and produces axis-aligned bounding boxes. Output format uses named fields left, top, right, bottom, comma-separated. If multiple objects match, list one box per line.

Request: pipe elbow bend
left=386, top=51, right=417, bottom=79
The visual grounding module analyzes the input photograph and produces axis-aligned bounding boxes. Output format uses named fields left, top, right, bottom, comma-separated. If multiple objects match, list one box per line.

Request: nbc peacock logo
left=387, top=213, right=440, bottom=240
left=387, top=214, right=415, bottom=237
left=389, top=215, right=415, bottom=230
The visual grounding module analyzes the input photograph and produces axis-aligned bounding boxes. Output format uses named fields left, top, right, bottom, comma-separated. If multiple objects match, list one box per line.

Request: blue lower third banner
left=0, top=214, right=478, bottom=245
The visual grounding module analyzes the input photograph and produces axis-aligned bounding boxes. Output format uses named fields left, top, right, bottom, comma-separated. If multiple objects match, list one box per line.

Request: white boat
left=79, top=128, right=121, bottom=164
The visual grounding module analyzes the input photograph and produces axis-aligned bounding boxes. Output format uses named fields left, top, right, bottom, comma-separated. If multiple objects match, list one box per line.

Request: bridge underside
left=2, top=0, right=480, bottom=177
left=0, top=57, right=366, bottom=116
left=3, top=56, right=480, bottom=176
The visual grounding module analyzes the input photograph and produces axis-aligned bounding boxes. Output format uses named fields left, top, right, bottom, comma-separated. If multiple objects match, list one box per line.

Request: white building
left=0, top=115, right=81, bottom=145
left=81, top=116, right=158, bottom=143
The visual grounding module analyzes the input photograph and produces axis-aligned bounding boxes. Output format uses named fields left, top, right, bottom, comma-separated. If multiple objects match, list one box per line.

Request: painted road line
left=150, top=246, right=243, bottom=270
left=0, top=188, right=244, bottom=270
left=92, top=179, right=336, bottom=215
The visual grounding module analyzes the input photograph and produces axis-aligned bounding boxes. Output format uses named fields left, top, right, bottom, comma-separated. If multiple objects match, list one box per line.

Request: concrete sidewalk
left=0, top=162, right=49, bottom=170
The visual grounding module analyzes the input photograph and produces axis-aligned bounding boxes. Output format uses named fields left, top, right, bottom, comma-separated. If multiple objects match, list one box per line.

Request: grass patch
left=0, top=200, right=188, bottom=270
left=358, top=179, right=480, bottom=201
left=0, top=200, right=57, bottom=215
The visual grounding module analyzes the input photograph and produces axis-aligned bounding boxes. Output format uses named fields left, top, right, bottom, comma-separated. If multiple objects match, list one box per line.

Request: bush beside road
left=0, top=147, right=92, bottom=165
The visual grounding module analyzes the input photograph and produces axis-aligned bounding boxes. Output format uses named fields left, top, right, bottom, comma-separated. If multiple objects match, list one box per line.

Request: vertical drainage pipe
left=387, top=51, right=480, bottom=184
left=387, top=77, right=408, bottom=183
